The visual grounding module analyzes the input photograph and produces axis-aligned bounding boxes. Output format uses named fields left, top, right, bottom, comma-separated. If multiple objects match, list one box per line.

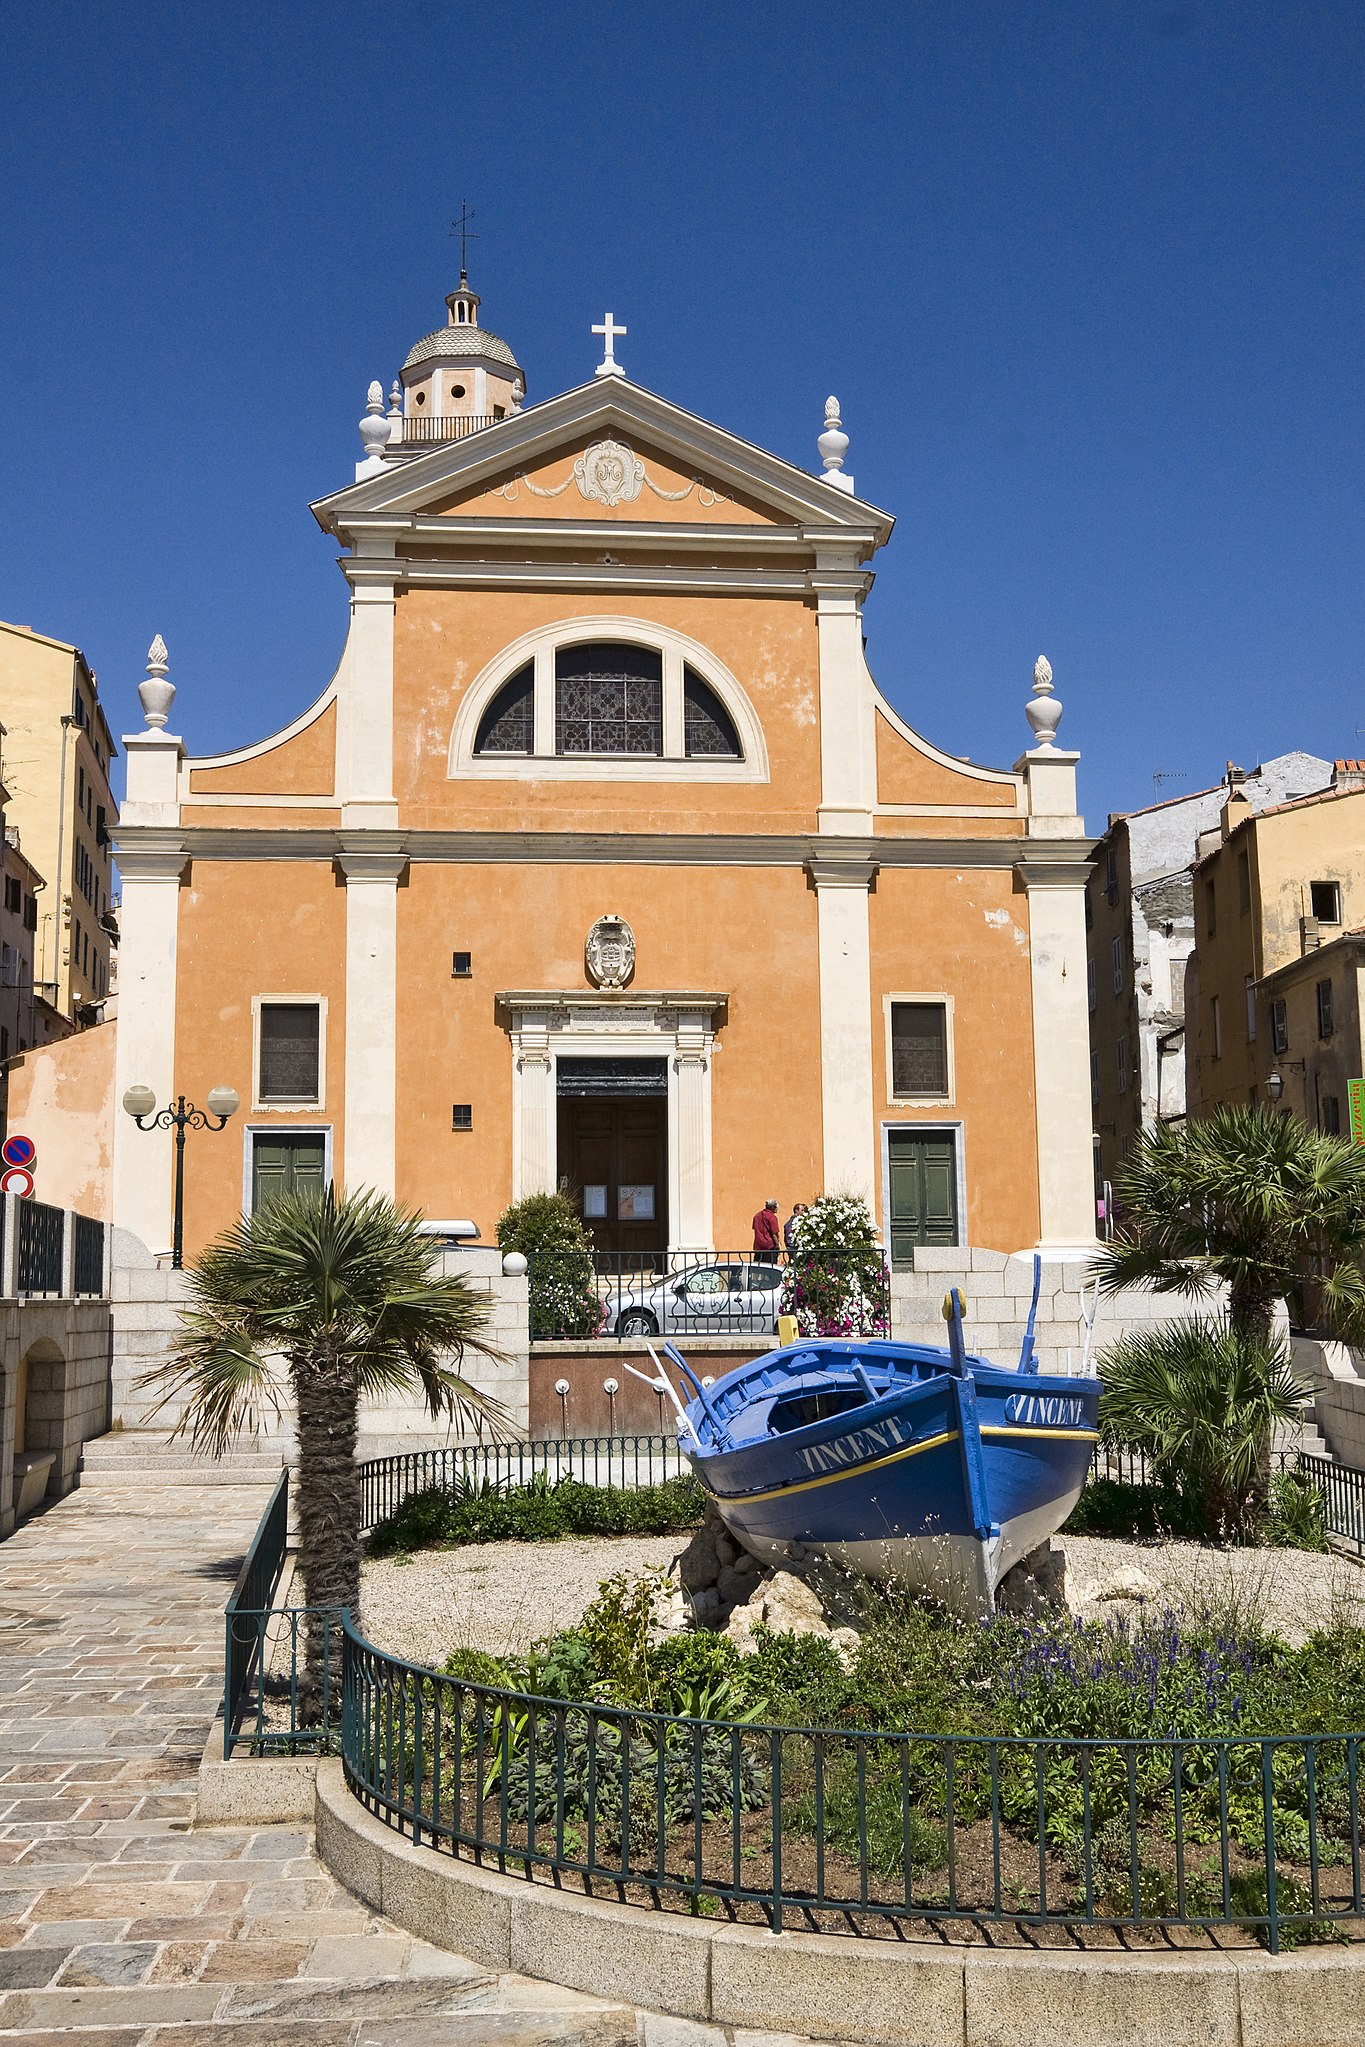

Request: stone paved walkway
left=0, top=1476, right=736, bottom=2046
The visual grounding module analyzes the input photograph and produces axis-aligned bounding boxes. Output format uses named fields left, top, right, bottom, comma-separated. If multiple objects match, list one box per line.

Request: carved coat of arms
left=574, top=440, right=644, bottom=508
left=585, top=913, right=636, bottom=990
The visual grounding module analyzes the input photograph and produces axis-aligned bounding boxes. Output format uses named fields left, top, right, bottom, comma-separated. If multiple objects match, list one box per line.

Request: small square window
left=452, top=951, right=472, bottom=978
left=452, top=1103, right=473, bottom=1131
left=1311, top=881, right=1341, bottom=924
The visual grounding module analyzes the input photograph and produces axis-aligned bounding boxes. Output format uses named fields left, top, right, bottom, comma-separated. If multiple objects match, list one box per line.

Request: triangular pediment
left=312, top=378, right=893, bottom=547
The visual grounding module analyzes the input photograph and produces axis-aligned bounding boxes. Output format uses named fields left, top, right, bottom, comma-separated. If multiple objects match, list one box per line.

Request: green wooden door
left=251, top=1134, right=327, bottom=1211
left=887, top=1130, right=958, bottom=1267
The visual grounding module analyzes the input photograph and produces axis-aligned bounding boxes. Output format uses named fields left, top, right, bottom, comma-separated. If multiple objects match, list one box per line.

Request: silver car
left=605, top=1261, right=785, bottom=1338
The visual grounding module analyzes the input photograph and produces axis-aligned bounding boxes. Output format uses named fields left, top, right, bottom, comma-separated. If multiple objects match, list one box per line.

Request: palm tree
left=143, top=1187, right=512, bottom=1690
left=1098, top=1315, right=1303, bottom=1538
left=1094, top=1106, right=1365, bottom=1344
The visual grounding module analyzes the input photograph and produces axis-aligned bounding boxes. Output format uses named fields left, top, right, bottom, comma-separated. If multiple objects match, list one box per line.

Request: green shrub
left=1264, top=1469, right=1330, bottom=1552
left=1097, top=1316, right=1303, bottom=1539
left=496, top=1191, right=603, bottom=1339
left=368, top=1470, right=705, bottom=1557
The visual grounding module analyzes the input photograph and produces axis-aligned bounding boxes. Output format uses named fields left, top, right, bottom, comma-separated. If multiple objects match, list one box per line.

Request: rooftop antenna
left=449, top=202, right=478, bottom=282
left=1152, top=771, right=1186, bottom=798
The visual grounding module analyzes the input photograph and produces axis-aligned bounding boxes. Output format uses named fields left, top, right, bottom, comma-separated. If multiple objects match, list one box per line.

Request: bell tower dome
left=398, top=270, right=525, bottom=443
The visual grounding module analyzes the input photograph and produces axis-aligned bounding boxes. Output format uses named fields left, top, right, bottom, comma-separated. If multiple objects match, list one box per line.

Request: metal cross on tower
left=593, top=311, right=627, bottom=378
left=449, top=203, right=478, bottom=280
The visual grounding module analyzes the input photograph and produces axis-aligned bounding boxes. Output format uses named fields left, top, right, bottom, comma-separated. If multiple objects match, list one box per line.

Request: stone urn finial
left=138, top=634, right=175, bottom=730
left=357, top=379, right=391, bottom=464
left=1025, top=654, right=1063, bottom=751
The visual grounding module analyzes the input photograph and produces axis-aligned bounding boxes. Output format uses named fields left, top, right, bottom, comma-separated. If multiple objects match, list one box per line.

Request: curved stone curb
left=314, top=1762, right=1365, bottom=2047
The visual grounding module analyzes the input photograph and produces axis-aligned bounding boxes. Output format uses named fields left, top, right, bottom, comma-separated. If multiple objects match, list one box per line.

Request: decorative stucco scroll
left=492, top=440, right=731, bottom=510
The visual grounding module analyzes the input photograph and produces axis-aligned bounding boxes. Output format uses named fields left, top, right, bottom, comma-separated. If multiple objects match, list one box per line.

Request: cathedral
left=104, top=271, right=1094, bottom=1267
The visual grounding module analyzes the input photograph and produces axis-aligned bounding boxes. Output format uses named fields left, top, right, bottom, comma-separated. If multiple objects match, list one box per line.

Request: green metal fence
left=223, top=1471, right=291, bottom=1758
left=360, top=1434, right=687, bottom=1531
left=224, top=1434, right=1365, bottom=1944
left=339, top=1621, right=1365, bottom=1950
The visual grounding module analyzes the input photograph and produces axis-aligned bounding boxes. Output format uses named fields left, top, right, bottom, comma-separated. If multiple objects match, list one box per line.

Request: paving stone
left=54, top=1939, right=159, bottom=1986
left=0, top=1947, right=70, bottom=1988
left=196, top=1937, right=310, bottom=1981
left=303, top=1932, right=412, bottom=1977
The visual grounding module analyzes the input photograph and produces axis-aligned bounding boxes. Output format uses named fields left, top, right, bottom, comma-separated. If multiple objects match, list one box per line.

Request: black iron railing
left=360, top=1434, right=687, bottom=1532
left=17, top=1197, right=64, bottom=1295
left=527, top=1248, right=891, bottom=1342
left=72, top=1213, right=105, bottom=1296
left=1298, top=1448, right=1365, bottom=1556
left=340, top=1625, right=1365, bottom=1950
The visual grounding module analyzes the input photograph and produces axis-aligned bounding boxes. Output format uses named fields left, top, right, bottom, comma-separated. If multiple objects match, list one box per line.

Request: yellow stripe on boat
left=979, top=1426, right=1100, bottom=1443
left=712, top=1422, right=1099, bottom=1506
left=717, top=1428, right=960, bottom=1505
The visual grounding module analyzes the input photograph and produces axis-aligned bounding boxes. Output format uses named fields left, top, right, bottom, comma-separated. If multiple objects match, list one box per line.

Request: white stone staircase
left=78, top=1429, right=289, bottom=1487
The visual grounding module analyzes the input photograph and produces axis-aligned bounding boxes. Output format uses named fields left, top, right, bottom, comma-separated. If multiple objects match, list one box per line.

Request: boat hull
left=683, top=1341, right=1099, bottom=1618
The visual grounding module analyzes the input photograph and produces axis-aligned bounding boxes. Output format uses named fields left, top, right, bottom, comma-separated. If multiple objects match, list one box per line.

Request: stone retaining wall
left=311, top=1759, right=1365, bottom=2047
left=895, top=1245, right=1225, bottom=1375
left=0, top=1295, right=113, bottom=1537
left=110, top=1231, right=530, bottom=1444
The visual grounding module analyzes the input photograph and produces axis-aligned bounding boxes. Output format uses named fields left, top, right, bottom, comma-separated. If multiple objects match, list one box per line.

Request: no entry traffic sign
left=0, top=1166, right=35, bottom=1198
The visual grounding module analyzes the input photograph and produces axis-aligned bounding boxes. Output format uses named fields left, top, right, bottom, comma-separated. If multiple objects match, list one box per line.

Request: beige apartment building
left=0, top=622, right=117, bottom=1020
left=1188, top=762, right=1365, bottom=1131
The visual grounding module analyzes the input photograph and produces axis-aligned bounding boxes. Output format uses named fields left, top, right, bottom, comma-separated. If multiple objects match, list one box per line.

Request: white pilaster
left=812, top=548, right=876, bottom=836
left=511, top=1011, right=556, bottom=1200
left=111, top=835, right=187, bottom=1255
left=671, top=1009, right=714, bottom=1254
left=1019, top=857, right=1097, bottom=1251
left=337, top=843, right=406, bottom=1197
left=809, top=857, right=878, bottom=1207
left=339, top=541, right=398, bottom=830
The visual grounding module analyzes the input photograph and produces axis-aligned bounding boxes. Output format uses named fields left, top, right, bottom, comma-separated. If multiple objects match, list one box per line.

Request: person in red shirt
left=752, top=1199, right=781, bottom=1256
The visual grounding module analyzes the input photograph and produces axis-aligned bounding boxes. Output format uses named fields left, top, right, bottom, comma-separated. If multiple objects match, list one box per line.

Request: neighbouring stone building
left=1087, top=752, right=1332, bottom=1196
left=0, top=620, right=118, bottom=1022
left=25, top=272, right=1099, bottom=1270
left=1188, top=761, right=1365, bottom=1130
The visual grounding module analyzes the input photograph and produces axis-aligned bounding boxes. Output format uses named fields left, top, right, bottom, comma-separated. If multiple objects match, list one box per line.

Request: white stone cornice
left=497, top=989, right=727, bottom=1022
left=335, top=839, right=409, bottom=883
left=110, top=836, right=189, bottom=882
left=805, top=855, right=879, bottom=888
left=164, top=825, right=1045, bottom=870
left=340, top=556, right=857, bottom=600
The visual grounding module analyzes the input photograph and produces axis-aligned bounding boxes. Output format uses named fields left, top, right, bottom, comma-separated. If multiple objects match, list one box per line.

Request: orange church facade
left=109, top=287, right=1095, bottom=1268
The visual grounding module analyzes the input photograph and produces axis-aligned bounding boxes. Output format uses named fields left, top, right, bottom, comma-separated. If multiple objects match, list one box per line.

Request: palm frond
left=137, top=1311, right=283, bottom=1457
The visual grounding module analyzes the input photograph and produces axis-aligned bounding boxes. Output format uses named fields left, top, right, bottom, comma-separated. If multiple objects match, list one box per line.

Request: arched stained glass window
left=683, top=666, right=741, bottom=758
left=473, top=661, right=534, bottom=754
left=555, top=643, right=662, bottom=756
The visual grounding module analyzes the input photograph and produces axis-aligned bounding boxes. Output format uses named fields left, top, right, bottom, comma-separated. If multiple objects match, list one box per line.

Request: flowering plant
left=781, top=1193, right=889, bottom=1336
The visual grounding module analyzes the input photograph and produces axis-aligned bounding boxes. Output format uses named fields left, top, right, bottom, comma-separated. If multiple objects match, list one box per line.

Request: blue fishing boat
left=637, top=1272, right=1100, bottom=1619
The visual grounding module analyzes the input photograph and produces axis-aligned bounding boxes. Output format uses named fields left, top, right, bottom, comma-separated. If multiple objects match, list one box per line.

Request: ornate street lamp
left=122, top=1085, right=240, bottom=1270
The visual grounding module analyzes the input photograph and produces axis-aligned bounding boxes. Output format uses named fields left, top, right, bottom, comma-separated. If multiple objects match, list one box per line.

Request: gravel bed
left=360, top=1533, right=687, bottom=1664
left=1059, top=1533, right=1365, bottom=1647
left=359, top=1529, right=1365, bottom=1670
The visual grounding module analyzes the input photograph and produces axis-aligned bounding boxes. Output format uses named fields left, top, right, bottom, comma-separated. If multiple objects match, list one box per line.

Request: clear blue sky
left=3, top=2, right=1361, bottom=825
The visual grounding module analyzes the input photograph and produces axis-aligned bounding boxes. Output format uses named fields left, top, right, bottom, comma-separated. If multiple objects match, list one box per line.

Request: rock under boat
left=636, top=1276, right=1100, bottom=1619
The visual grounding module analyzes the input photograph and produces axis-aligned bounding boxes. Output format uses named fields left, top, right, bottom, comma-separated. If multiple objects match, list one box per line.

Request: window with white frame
left=888, top=1000, right=950, bottom=1099
left=457, top=621, right=762, bottom=779
left=257, top=1001, right=322, bottom=1103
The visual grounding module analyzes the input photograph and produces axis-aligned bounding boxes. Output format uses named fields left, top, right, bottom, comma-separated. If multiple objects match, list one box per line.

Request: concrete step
left=79, top=1430, right=288, bottom=1485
